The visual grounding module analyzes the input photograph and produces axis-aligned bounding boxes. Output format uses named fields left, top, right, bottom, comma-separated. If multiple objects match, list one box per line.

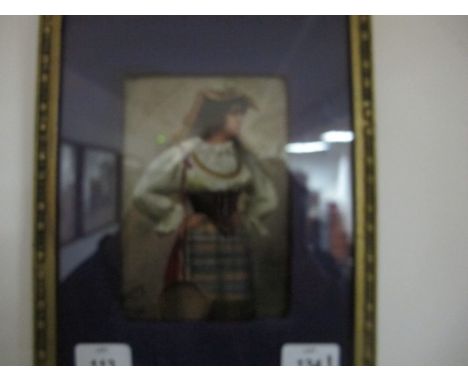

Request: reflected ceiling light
left=321, top=130, right=354, bottom=143
left=286, top=141, right=329, bottom=154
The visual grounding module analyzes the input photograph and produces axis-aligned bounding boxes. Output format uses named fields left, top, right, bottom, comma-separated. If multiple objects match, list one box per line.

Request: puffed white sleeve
left=243, top=155, right=278, bottom=236
left=132, top=146, right=186, bottom=234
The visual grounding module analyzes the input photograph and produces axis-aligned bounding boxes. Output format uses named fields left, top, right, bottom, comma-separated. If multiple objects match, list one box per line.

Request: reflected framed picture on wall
left=33, top=16, right=377, bottom=365
left=81, top=147, right=119, bottom=234
left=58, top=142, right=78, bottom=245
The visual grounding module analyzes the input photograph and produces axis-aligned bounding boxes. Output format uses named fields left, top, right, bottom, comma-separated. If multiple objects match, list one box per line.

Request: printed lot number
left=281, top=343, right=340, bottom=366
left=74, top=343, right=132, bottom=366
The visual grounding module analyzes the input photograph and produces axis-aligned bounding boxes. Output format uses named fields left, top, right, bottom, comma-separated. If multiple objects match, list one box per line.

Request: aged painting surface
left=121, top=76, right=289, bottom=320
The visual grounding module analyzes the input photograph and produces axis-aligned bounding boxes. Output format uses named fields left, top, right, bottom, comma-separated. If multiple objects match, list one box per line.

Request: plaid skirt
left=183, top=221, right=252, bottom=302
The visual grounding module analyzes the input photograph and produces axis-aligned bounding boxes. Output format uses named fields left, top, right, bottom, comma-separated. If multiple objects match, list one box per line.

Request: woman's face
left=223, top=105, right=246, bottom=138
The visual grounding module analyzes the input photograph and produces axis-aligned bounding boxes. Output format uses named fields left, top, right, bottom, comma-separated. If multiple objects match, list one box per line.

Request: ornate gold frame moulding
left=350, top=15, right=377, bottom=366
left=33, top=15, right=377, bottom=366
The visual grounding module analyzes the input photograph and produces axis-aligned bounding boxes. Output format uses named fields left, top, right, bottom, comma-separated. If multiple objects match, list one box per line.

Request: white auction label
left=281, top=343, right=340, bottom=366
left=74, top=343, right=133, bottom=366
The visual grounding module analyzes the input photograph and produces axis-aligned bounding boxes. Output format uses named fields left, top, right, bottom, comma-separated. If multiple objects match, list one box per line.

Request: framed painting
left=33, top=16, right=377, bottom=366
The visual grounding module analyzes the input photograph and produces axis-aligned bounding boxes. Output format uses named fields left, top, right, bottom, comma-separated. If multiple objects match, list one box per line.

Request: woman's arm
left=132, top=146, right=186, bottom=234
left=243, top=155, right=278, bottom=236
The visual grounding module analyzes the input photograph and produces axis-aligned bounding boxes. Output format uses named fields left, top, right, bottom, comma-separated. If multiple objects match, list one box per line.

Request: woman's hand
left=178, top=213, right=207, bottom=235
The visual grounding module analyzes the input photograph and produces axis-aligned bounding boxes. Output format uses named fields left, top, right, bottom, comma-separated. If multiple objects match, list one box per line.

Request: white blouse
left=133, top=137, right=277, bottom=235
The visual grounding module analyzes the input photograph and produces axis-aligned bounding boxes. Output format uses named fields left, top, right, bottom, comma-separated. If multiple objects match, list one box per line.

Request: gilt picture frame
left=33, top=15, right=377, bottom=365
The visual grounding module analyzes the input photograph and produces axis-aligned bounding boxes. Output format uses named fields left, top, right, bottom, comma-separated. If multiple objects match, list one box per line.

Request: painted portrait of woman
left=121, top=78, right=289, bottom=322
left=131, top=88, right=279, bottom=321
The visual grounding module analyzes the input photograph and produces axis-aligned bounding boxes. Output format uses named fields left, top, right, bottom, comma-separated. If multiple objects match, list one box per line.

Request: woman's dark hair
left=192, top=96, right=251, bottom=139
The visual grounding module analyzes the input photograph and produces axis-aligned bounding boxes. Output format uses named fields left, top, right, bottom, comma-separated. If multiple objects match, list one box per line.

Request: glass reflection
left=288, top=136, right=354, bottom=279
